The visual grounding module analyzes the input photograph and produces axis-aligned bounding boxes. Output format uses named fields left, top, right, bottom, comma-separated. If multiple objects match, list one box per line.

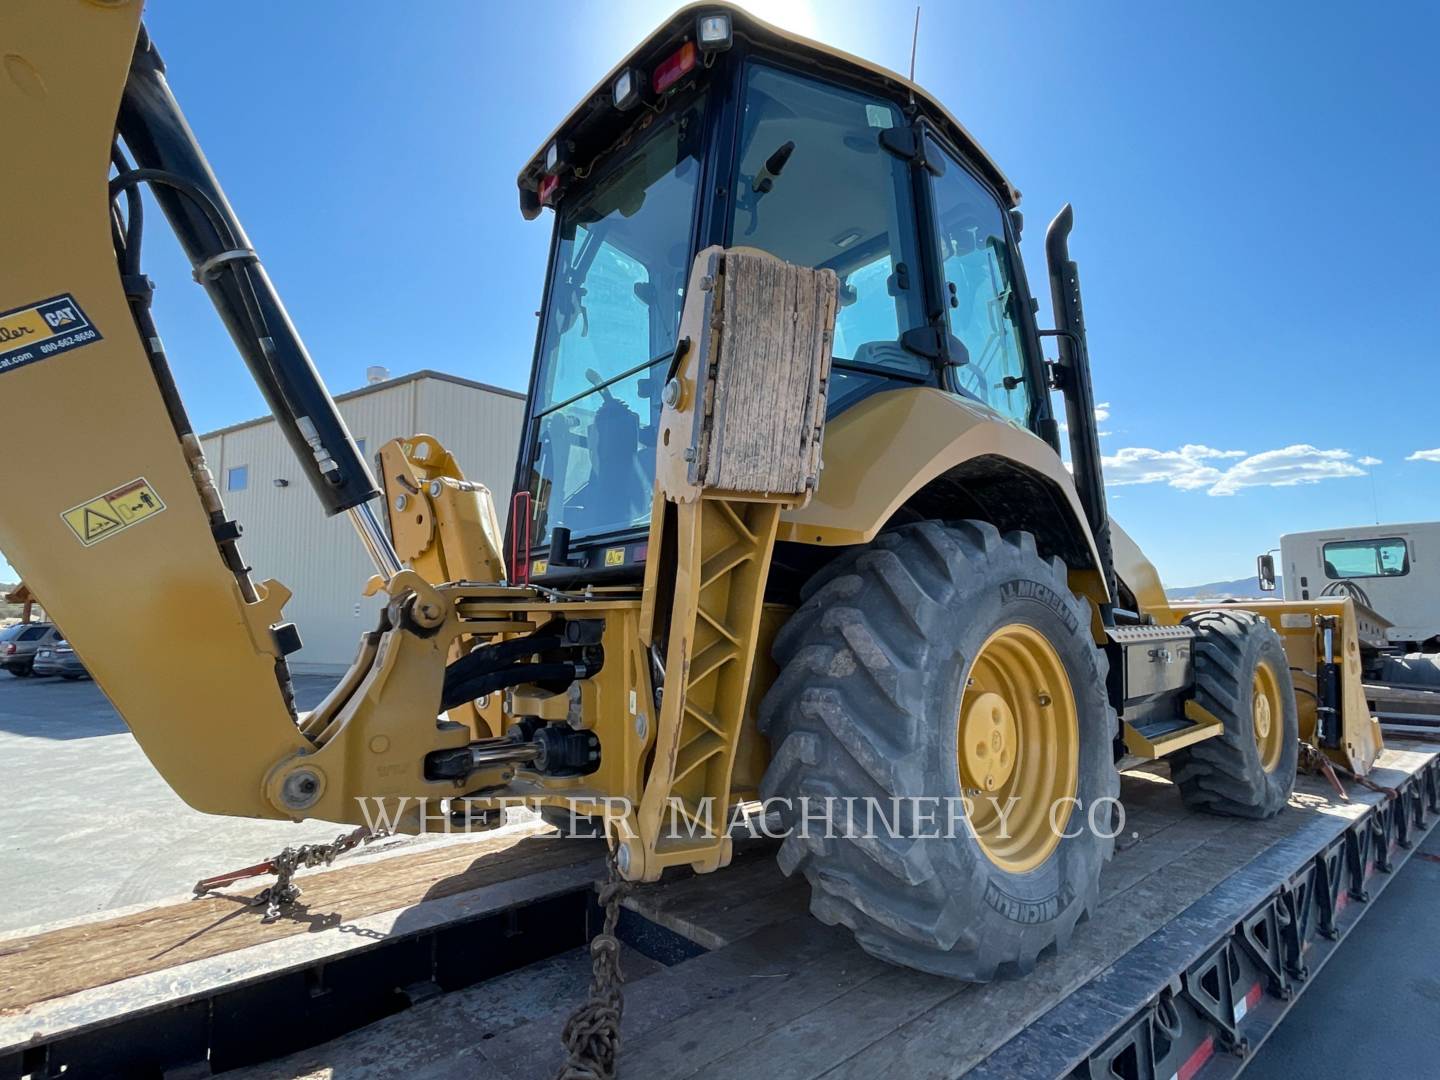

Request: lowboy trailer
left=1, top=740, right=1434, bottom=1079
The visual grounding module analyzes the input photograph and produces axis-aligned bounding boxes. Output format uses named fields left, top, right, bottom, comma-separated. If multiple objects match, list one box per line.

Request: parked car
left=0, top=622, right=61, bottom=677
left=32, top=638, right=88, bottom=680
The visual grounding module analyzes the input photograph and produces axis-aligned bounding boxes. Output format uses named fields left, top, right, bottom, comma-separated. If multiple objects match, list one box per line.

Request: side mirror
left=1257, top=554, right=1277, bottom=593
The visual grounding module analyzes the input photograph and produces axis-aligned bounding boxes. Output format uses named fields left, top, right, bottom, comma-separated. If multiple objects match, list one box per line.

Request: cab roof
left=517, top=2, right=1020, bottom=219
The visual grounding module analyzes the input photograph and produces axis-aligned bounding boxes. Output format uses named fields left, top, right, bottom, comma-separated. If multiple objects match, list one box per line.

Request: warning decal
left=0, top=294, right=102, bottom=376
left=62, top=478, right=166, bottom=547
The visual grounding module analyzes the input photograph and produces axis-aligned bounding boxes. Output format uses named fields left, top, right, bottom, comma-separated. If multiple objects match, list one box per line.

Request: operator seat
left=586, top=394, right=648, bottom=529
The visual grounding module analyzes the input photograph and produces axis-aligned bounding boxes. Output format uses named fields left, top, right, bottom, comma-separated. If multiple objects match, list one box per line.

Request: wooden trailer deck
left=2, top=741, right=1437, bottom=1080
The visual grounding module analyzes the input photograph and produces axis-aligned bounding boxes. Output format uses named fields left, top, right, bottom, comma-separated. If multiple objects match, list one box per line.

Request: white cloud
left=1102, top=444, right=1245, bottom=491
left=1058, top=403, right=1113, bottom=435
left=1358, top=456, right=1382, bottom=466
left=1408, top=448, right=1440, bottom=463
left=1208, top=445, right=1365, bottom=495
left=1103, top=443, right=1366, bottom=497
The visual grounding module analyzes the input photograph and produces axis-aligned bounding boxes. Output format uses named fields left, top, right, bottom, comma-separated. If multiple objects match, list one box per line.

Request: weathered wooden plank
left=0, top=849, right=603, bottom=1059
left=688, top=964, right=962, bottom=1080
left=225, top=945, right=669, bottom=1080
left=611, top=920, right=891, bottom=1080
left=622, top=842, right=805, bottom=950
left=700, top=250, right=836, bottom=496
left=1101, top=815, right=1245, bottom=903
left=0, top=822, right=593, bottom=1013
left=480, top=915, right=862, bottom=1080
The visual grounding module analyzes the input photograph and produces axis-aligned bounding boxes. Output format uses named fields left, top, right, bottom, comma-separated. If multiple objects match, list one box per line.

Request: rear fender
left=780, top=387, right=1110, bottom=613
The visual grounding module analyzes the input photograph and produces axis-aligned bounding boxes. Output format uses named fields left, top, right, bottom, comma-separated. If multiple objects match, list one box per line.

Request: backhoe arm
left=0, top=1, right=419, bottom=819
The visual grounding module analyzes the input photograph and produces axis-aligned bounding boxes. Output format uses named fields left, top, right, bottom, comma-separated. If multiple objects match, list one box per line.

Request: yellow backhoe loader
left=0, top=1, right=1384, bottom=982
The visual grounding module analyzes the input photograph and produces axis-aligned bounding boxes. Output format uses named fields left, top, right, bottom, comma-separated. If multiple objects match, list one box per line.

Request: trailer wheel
left=1170, top=610, right=1297, bottom=818
left=759, top=521, right=1118, bottom=981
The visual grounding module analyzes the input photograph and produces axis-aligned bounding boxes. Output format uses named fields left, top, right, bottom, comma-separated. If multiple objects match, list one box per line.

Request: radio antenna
left=908, top=7, right=921, bottom=90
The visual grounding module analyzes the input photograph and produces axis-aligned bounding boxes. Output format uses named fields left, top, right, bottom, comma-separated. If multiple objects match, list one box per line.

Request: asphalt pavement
left=0, top=671, right=360, bottom=934
left=1247, top=824, right=1440, bottom=1078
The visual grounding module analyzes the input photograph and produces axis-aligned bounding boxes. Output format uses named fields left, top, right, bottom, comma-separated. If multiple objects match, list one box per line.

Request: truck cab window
left=732, top=64, right=928, bottom=377
left=926, top=137, right=1032, bottom=428
left=1322, top=537, right=1409, bottom=578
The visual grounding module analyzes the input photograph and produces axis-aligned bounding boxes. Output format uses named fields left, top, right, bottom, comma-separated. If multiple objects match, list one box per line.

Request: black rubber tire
left=8, top=665, right=32, bottom=678
left=759, top=520, right=1119, bottom=981
left=1169, top=610, right=1298, bottom=818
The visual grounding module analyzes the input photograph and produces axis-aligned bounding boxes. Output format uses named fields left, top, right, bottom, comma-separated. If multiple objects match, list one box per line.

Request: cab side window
left=926, top=136, right=1033, bottom=427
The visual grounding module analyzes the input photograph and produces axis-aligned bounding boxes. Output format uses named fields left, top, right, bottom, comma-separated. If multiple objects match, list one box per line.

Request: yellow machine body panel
left=0, top=0, right=309, bottom=817
left=780, top=388, right=1106, bottom=576
left=1109, top=519, right=1172, bottom=618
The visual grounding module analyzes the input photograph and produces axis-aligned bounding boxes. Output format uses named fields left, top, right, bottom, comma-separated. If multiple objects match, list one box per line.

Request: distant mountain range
left=1165, top=576, right=1279, bottom=601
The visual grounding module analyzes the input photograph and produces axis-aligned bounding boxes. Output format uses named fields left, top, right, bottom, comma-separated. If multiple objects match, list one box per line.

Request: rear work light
left=612, top=66, right=646, bottom=111
left=653, top=41, right=698, bottom=95
left=696, top=12, right=733, bottom=52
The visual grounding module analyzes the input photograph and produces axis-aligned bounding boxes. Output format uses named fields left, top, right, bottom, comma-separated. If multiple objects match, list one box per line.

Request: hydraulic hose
left=441, top=661, right=588, bottom=712
left=441, top=630, right=566, bottom=703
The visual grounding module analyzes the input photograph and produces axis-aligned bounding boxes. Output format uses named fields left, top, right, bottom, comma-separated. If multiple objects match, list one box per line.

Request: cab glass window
left=526, top=96, right=707, bottom=546
left=1322, top=537, right=1409, bottom=579
left=731, top=64, right=928, bottom=377
left=536, top=101, right=705, bottom=413
left=926, top=136, right=1032, bottom=427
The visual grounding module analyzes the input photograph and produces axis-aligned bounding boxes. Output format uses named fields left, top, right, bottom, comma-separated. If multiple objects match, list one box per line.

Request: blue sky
left=4, top=1, right=1437, bottom=587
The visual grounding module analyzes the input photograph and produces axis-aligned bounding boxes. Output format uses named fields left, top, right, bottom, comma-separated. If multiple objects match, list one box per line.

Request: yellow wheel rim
left=1252, top=660, right=1284, bottom=773
left=957, top=623, right=1079, bottom=874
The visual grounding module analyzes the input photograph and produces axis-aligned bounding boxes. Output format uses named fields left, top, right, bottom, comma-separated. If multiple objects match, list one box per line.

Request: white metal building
left=200, top=370, right=526, bottom=672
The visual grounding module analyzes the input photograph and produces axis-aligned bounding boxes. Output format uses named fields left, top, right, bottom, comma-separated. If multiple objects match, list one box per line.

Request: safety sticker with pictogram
left=61, top=478, right=166, bottom=547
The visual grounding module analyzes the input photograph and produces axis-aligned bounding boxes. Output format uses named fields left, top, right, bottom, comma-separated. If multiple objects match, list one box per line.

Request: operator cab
left=512, top=4, right=1056, bottom=585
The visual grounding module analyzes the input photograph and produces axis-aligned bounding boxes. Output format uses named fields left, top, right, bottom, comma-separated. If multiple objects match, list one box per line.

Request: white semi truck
left=1267, top=521, right=1440, bottom=650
